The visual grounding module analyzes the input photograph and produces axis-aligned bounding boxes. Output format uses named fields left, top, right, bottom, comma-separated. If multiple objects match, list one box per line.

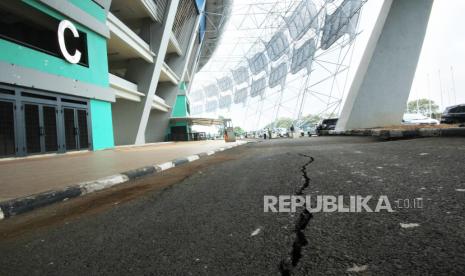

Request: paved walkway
left=0, top=140, right=244, bottom=201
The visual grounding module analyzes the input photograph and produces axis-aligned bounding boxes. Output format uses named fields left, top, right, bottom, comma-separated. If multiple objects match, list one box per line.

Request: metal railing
left=172, top=0, right=197, bottom=52
left=185, top=32, right=200, bottom=79
left=154, top=0, right=169, bottom=23
left=166, top=132, right=207, bottom=141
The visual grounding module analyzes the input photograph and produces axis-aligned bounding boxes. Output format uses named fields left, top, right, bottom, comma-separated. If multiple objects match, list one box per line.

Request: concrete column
left=112, top=1, right=179, bottom=145
left=111, top=0, right=179, bottom=145
left=145, top=83, right=180, bottom=141
left=144, top=9, right=204, bottom=143
left=336, top=0, right=434, bottom=131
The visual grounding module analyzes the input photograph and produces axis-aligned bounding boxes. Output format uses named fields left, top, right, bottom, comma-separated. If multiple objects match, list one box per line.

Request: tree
left=217, top=116, right=226, bottom=136
left=407, top=98, right=439, bottom=115
left=300, top=114, right=322, bottom=126
left=264, top=117, right=294, bottom=129
left=234, top=126, right=245, bottom=136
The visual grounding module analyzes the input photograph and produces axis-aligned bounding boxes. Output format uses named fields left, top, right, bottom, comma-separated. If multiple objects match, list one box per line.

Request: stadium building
left=0, top=0, right=227, bottom=158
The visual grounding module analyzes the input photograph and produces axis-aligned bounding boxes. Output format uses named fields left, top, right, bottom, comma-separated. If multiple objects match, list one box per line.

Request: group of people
left=263, top=125, right=295, bottom=140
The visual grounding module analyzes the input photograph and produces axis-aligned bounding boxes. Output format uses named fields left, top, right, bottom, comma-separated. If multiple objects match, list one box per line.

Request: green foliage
left=264, top=114, right=323, bottom=130
left=234, top=126, right=245, bottom=136
left=264, top=117, right=294, bottom=129
left=407, top=98, right=439, bottom=115
left=300, top=114, right=322, bottom=125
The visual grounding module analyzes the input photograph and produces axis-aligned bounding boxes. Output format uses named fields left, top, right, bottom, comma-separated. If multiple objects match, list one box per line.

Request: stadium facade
left=0, top=0, right=224, bottom=158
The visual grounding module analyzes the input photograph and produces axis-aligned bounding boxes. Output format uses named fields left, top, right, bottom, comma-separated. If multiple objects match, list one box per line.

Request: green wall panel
left=68, top=0, right=106, bottom=22
left=172, top=95, right=187, bottom=117
left=0, top=0, right=109, bottom=88
left=90, top=100, right=115, bottom=150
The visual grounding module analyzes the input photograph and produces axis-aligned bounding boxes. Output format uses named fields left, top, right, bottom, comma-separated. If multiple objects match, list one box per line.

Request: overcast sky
left=409, top=0, right=465, bottom=110
left=191, top=0, right=464, bottom=130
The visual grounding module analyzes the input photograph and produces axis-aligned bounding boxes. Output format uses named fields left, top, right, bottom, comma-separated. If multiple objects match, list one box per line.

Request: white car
left=402, top=113, right=439, bottom=125
left=277, top=128, right=288, bottom=137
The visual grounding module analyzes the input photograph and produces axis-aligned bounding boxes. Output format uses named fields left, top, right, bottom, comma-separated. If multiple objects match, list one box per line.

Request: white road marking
left=419, top=153, right=429, bottom=156
left=456, top=189, right=465, bottom=192
left=157, top=162, right=174, bottom=171
left=186, top=155, right=200, bottom=162
left=400, top=223, right=420, bottom=229
left=347, top=264, right=368, bottom=272
left=80, top=174, right=129, bottom=194
left=251, top=228, right=262, bottom=236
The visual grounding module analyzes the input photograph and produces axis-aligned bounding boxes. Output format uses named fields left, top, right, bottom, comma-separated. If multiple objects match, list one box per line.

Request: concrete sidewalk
left=0, top=140, right=244, bottom=202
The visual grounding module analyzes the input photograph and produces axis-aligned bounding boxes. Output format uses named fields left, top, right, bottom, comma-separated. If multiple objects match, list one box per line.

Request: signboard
left=217, top=76, right=233, bottom=91
left=232, top=66, right=250, bottom=84
left=290, top=38, right=316, bottom=74
left=58, top=20, right=82, bottom=64
left=285, top=1, right=319, bottom=41
left=269, top=62, right=288, bottom=88
left=234, top=87, right=248, bottom=104
left=219, top=94, right=232, bottom=109
left=204, top=84, right=220, bottom=98
left=248, top=52, right=268, bottom=75
left=250, top=77, right=267, bottom=98
left=266, top=31, right=289, bottom=62
left=320, top=0, right=362, bottom=50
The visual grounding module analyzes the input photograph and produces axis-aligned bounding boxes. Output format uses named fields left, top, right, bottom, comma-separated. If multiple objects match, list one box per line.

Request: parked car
left=305, top=125, right=317, bottom=136
left=316, top=118, right=338, bottom=135
left=402, top=113, right=439, bottom=125
left=276, top=128, right=288, bottom=137
left=441, top=104, right=465, bottom=124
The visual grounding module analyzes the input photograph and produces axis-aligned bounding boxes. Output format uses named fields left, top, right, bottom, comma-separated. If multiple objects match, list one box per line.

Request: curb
left=0, top=142, right=248, bottom=220
left=322, top=127, right=465, bottom=140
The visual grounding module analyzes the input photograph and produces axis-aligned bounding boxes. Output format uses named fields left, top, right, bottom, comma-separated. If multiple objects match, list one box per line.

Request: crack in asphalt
left=279, top=154, right=314, bottom=276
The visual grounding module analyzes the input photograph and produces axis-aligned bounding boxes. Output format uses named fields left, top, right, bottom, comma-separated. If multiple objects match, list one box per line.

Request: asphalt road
left=1, top=137, right=465, bottom=275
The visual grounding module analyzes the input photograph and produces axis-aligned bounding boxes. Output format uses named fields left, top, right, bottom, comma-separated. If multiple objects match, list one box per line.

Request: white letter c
left=58, top=20, right=82, bottom=64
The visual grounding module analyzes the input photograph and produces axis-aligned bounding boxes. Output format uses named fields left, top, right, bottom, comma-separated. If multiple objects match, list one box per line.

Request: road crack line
left=279, top=154, right=314, bottom=276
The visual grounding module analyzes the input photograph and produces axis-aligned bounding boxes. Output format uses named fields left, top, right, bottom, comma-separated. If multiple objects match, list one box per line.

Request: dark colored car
left=316, top=118, right=338, bottom=135
left=441, top=104, right=465, bottom=124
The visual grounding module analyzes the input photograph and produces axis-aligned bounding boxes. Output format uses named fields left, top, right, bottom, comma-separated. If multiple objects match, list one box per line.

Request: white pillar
left=134, top=0, right=180, bottom=144
left=336, top=0, right=434, bottom=130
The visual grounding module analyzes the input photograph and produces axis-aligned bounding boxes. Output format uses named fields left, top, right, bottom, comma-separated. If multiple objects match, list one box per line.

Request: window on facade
left=0, top=1, right=89, bottom=66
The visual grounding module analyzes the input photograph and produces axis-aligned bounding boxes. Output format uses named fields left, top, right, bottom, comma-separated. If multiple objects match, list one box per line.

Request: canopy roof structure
left=169, top=117, right=225, bottom=126
left=189, top=0, right=368, bottom=130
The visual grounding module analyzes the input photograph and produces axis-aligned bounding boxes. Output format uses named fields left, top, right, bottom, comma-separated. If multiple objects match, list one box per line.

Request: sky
left=191, top=0, right=465, bottom=131
left=409, top=0, right=465, bottom=110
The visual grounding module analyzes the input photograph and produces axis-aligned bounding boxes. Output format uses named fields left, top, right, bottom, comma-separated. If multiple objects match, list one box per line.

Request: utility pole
left=450, top=66, right=457, bottom=105
left=416, top=98, right=420, bottom=114
left=427, top=73, right=432, bottom=117
left=438, top=70, right=444, bottom=111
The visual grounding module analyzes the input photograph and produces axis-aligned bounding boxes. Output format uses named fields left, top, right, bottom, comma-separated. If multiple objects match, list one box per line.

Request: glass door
left=42, top=105, right=58, bottom=152
left=63, top=107, right=89, bottom=151
left=64, top=108, right=77, bottom=151
left=77, top=109, right=89, bottom=149
left=24, top=103, right=59, bottom=154
left=24, top=104, right=41, bottom=154
left=0, top=100, right=16, bottom=157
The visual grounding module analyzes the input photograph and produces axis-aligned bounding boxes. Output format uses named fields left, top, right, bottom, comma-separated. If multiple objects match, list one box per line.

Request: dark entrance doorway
left=170, top=126, right=188, bottom=141
left=24, top=103, right=59, bottom=154
left=64, top=108, right=89, bottom=151
left=0, top=100, right=16, bottom=157
left=0, top=84, right=91, bottom=158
